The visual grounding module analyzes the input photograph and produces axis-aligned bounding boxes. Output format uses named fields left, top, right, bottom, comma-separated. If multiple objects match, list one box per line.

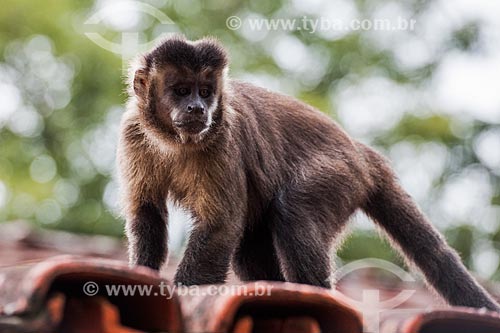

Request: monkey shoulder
left=118, top=111, right=172, bottom=184
left=227, top=80, right=339, bottom=132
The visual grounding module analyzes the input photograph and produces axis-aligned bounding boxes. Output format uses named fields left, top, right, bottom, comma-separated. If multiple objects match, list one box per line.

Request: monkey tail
left=361, top=147, right=500, bottom=311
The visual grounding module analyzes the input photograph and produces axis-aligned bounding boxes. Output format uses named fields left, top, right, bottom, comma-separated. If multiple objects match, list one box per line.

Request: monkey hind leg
left=362, top=151, right=500, bottom=311
left=233, top=224, right=285, bottom=282
left=269, top=189, right=348, bottom=289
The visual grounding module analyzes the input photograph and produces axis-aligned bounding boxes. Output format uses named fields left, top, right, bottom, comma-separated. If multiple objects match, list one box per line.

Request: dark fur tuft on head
left=144, top=35, right=228, bottom=72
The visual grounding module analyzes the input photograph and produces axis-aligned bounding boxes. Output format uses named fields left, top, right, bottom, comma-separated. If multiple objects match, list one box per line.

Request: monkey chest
left=168, top=168, right=231, bottom=220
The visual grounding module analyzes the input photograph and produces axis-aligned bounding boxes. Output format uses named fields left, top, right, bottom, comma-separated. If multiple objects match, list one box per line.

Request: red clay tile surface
left=1, top=221, right=500, bottom=333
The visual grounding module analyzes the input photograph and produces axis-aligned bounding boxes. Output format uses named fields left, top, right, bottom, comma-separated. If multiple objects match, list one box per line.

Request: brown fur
left=117, top=36, right=499, bottom=310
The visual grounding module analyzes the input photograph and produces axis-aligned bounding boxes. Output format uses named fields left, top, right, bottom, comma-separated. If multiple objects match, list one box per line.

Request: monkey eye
left=199, top=88, right=211, bottom=98
left=175, top=87, right=190, bottom=96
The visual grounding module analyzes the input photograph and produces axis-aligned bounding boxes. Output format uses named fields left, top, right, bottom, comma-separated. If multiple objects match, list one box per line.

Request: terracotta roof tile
left=1, top=221, right=500, bottom=333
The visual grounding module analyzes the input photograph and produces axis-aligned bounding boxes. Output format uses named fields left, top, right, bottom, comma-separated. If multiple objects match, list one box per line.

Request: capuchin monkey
left=117, top=35, right=499, bottom=311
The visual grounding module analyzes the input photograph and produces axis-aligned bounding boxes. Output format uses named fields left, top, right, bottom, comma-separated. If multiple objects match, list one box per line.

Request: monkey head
left=130, top=36, right=228, bottom=146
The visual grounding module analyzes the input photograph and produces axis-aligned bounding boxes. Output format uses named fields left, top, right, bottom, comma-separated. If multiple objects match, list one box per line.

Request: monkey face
left=159, top=67, right=219, bottom=136
left=132, top=36, right=228, bottom=145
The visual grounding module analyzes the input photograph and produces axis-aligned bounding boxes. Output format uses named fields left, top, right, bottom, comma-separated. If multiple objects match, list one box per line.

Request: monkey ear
left=133, top=69, right=149, bottom=100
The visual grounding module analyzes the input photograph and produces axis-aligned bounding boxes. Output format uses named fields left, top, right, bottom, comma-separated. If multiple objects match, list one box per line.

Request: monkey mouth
left=173, top=120, right=208, bottom=134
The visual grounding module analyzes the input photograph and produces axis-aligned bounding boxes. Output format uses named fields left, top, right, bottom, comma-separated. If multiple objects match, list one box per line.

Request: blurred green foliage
left=0, top=0, right=499, bottom=278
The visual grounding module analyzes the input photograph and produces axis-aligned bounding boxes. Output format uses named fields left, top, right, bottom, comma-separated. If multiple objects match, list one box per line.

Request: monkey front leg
left=126, top=202, right=168, bottom=271
left=174, top=221, right=240, bottom=286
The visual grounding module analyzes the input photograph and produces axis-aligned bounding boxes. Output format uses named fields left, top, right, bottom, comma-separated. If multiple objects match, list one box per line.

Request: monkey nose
left=187, top=104, right=205, bottom=115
